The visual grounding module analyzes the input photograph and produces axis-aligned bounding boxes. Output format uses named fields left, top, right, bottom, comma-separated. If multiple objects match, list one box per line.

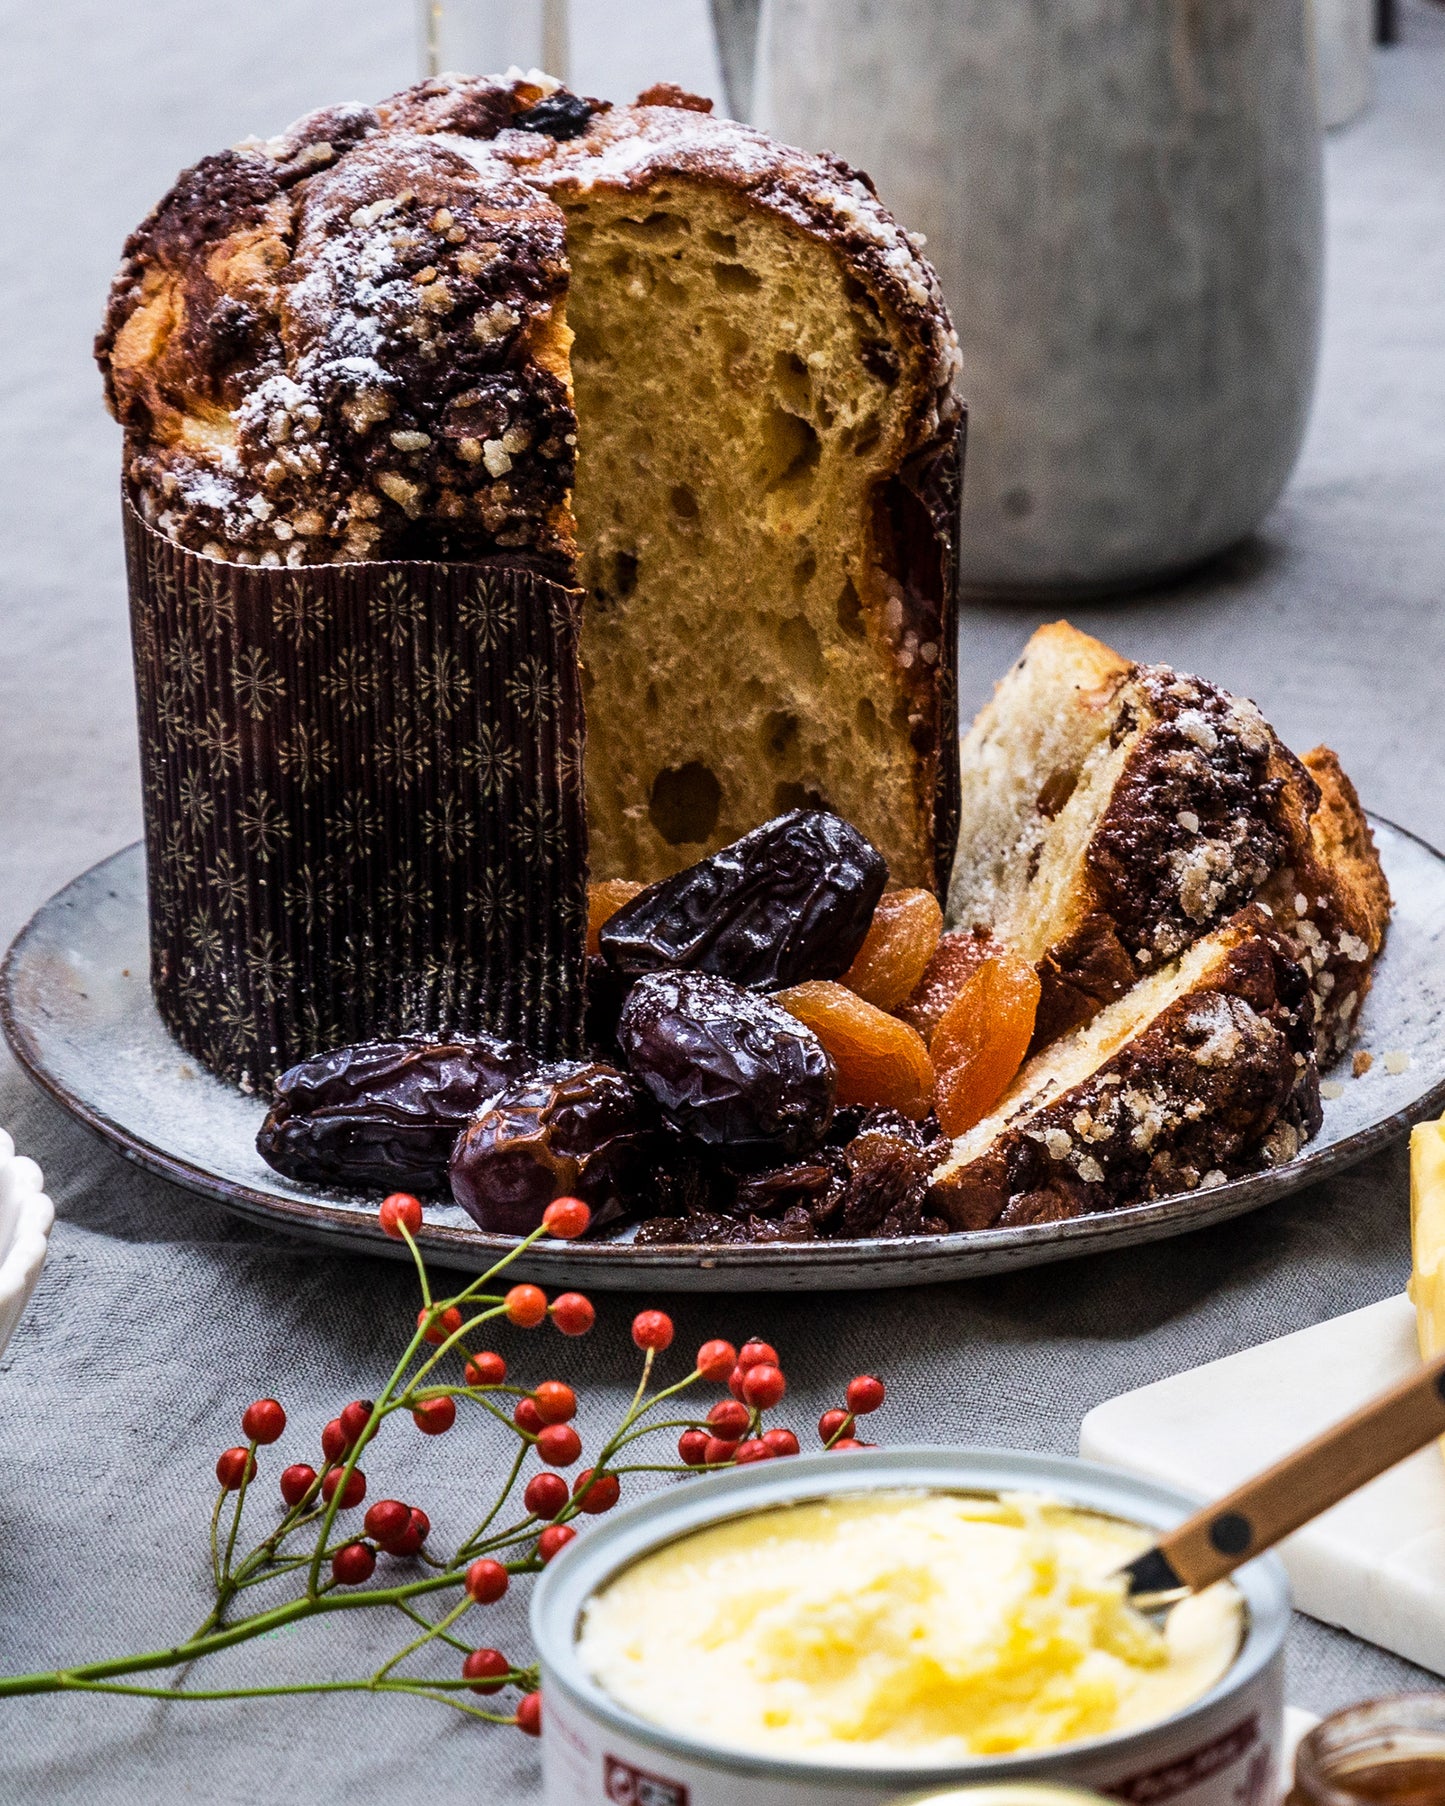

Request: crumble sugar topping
left=99, top=72, right=961, bottom=567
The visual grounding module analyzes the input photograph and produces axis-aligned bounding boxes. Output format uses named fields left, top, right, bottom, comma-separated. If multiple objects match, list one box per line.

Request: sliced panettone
left=928, top=906, right=1322, bottom=1231
left=945, top=622, right=1386, bottom=1055
left=98, top=72, right=964, bottom=897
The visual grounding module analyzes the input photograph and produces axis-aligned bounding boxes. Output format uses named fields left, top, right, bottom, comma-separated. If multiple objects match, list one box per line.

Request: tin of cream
left=532, top=1447, right=1288, bottom=1806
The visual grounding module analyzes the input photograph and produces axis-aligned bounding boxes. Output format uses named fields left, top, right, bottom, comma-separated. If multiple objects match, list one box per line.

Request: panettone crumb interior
left=560, top=184, right=932, bottom=886
left=946, top=624, right=1132, bottom=955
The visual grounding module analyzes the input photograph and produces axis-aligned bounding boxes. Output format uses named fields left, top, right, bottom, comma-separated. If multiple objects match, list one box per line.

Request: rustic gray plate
left=5, top=824, right=1445, bottom=1292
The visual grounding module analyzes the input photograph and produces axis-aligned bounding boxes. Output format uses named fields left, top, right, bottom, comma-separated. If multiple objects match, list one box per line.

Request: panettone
left=927, top=906, right=1323, bottom=1230
left=99, top=72, right=964, bottom=898
left=945, top=623, right=1389, bottom=1056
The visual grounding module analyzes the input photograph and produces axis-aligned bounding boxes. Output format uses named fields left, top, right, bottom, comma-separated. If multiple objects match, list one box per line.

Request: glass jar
left=1289, top=1695, right=1445, bottom=1805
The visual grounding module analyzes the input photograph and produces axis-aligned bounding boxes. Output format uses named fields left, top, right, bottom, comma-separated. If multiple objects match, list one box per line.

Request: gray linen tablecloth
left=2, top=3, right=1443, bottom=1800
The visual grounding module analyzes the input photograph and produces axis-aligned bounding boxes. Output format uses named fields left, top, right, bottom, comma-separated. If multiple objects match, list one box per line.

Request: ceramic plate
left=4, top=821, right=1444, bottom=1292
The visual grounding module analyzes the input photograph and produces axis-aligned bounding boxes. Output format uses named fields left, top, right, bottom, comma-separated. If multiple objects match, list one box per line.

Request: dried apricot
left=775, top=980, right=935, bottom=1121
left=931, top=947, right=1040, bottom=1139
left=587, top=880, right=644, bottom=957
left=843, top=889, right=943, bottom=1011
left=897, top=929, right=997, bottom=1047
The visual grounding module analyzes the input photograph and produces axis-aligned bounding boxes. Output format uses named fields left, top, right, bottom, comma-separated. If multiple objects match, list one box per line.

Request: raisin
left=843, top=888, right=943, bottom=1010
left=733, top=1159, right=841, bottom=1217
left=587, top=880, right=645, bottom=957
left=618, top=970, right=835, bottom=1156
left=775, top=980, right=935, bottom=1121
left=511, top=90, right=596, bottom=140
left=599, top=809, right=888, bottom=991
left=257, top=1035, right=526, bottom=1192
left=835, top=1122, right=933, bottom=1236
left=931, top=948, right=1041, bottom=1139
left=897, top=928, right=999, bottom=1046
left=449, top=1062, right=659, bottom=1236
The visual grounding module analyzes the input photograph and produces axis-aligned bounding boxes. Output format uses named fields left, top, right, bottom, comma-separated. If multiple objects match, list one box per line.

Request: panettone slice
left=945, top=622, right=1386, bottom=1055
left=927, top=906, right=1322, bottom=1232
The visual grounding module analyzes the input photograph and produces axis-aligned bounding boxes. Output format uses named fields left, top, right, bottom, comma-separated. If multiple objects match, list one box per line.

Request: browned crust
left=1257, top=744, right=1391, bottom=1063
left=929, top=909, right=1322, bottom=1232
left=97, top=84, right=576, bottom=572
left=1031, top=663, right=1323, bottom=1047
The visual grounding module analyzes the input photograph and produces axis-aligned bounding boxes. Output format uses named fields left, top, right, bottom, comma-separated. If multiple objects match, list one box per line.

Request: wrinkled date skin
left=449, top=1062, right=660, bottom=1236
left=618, top=970, right=836, bottom=1158
left=257, top=1035, right=525, bottom=1193
left=599, top=810, right=889, bottom=991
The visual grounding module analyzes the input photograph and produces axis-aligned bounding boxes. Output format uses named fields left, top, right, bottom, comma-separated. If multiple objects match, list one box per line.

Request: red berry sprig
left=0, top=1189, right=891, bottom=1737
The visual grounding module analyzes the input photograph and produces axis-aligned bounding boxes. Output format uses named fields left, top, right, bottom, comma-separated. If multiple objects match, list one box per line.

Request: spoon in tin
left=1120, top=1343, right=1445, bottom=1617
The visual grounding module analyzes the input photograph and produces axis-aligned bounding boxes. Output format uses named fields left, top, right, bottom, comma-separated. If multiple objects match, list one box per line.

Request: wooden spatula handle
left=1149, top=1346, right=1445, bottom=1593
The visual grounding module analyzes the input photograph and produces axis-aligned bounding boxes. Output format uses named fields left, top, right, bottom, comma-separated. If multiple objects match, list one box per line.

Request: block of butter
left=1409, top=1117, right=1445, bottom=1374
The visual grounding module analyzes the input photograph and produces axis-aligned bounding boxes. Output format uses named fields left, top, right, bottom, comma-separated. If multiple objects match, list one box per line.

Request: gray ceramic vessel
left=755, top=0, right=1325, bottom=596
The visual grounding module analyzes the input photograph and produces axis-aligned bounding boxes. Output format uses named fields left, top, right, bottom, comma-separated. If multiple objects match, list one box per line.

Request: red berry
left=216, top=1447, right=255, bottom=1490
left=242, top=1398, right=286, bottom=1445
left=733, top=1438, right=773, bottom=1464
left=514, top=1397, right=544, bottom=1436
left=463, top=1647, right=509, bottom=1695
left=631, top=1309, right=674, bottom=1352
left=533, top=1380, right=577, bottom=1425
left=706, top=1399, right=749, bottom=1441
left=818, top=1409, right=853, bottom=1445
left=536, top=1423, right=581, bottom=1467
left=505, top=1285, right=548, bottom=1329
left=419, top=1304, right=464, bottom=1345
left=742, top=1364, right=786, bottom=1410
left=466, top=1558, right=510, bottom=1604
left=465, top=1350, right=507, bottom=1387
left=364, top=1499, right=411, bottom=1546
left=737, top=1340, right=779, bottom=1371
left=846, top=1374, right=886, bottom=1416
left=339, top=1399, right=374, bottom=1443
left=321, top=1417, right=352, bottom=1462
left=524, top=1471, right=569, bottom=1518
left=829, top=1437, right=864, bottom=1451
left=379, top=1192, right=424, bottom=1238
left=389, top=1507, right=430, bottom=1557
left=550, top=1291, right=595, bottom=1336
left=702, top=1436, right=737, bottom=1466
left=677, top=1429, right=711, bottom=1467
left=516, top=1691, right=542, bottom=1736
left=280, top=1463, right=316, bottom=1507
left=322, top=1466, right=366, bottom=1508
left=727, top=1366, right=749, bottom=1402
left=332, top=1541, right=375, bottom=1585
left=412, top=1395, right=457, bottom=1435
left=762, top=1428, right=801, bottom=1458
left=542, top=1196, right=590, bottom=1240
left=573, top=1468, right=620, bottom=1514
left=696, top=1339, right=737, bottom=1382
left=537, top=1524, right=576, bottom=1563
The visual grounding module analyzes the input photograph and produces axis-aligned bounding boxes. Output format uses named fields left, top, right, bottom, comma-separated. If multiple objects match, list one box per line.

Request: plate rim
left=5, top=817, right=1444, bottom=1287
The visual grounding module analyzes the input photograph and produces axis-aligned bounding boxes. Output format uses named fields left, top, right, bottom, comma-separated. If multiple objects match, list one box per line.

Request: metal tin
left=532, top=1447, right=1289, bottom=1806
left=887, top=1790, right=1114, bottom=1806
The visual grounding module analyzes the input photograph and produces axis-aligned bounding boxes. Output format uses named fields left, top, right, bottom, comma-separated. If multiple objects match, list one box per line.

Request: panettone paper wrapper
left=123, top=495, right=588, bottom=1089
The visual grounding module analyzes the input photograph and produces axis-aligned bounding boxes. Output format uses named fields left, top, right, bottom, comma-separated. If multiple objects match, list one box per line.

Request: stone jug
left=755, top=0, right=1325, bottom=596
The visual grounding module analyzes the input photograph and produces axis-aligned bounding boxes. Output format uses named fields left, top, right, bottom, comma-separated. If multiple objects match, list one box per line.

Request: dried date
left=618, top=970, right=836, bottom=1157
left=257, top=1035, right=526, bottom=1193
left=599, top=809, right=888, bottom=991
left=449, top=1062, right=661, bottom=1237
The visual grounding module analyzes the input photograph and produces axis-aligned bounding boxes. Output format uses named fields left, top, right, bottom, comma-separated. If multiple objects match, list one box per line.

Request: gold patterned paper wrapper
left=123, top=495, right=588, bottom=1089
